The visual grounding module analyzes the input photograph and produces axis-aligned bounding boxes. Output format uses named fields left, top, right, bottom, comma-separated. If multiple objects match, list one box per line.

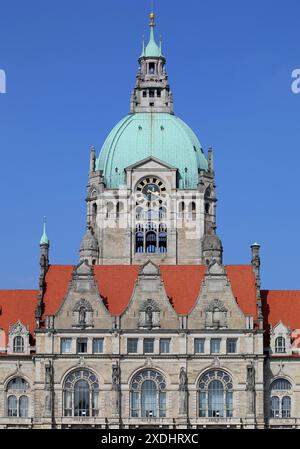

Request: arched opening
left=92, top=203, right=97, bottom=227
left=130, top=370, right=166, bottom=418
left=178, top=201, right=185, bottom=218
left=270, top=378, right=292, bottom=418
left=159, top=224, right=167, bottom=253
left=198, top=370, right=233, bottom=418
left=6, top=377, right=29, bottom=418
left=63, top=370, right=99, bottom=417
left=116, top=202, right=123, bottom=219
left=146, top=231, right=157, bottom=253
left=136, top=232, right=144, bottom=253
left=106, top=202, right=114, bottom=219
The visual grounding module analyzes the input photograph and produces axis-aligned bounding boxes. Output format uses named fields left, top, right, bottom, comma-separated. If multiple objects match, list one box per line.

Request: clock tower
left=80, top=12, right=221, bottom=266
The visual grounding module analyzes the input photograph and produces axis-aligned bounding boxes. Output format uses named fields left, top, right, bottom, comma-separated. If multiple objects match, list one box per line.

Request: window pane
left=13, top=336, right=24, bottom=353
left=19, top=396, right=28, bottom=417
left=211, top=339, right=221, bottom=354
left=93, top=338, right=103, bottom=354
left=159, top=391, right=166, bottom=417
left=144, top=338, right=154, bottom=353
left=282, top=396, right=291, bottom=418
left=199, top=391, right=206, bottom=417
left=194, top=338, right=205, bottom=353
left=8, top=395, right=17, bottom=417
left=74, top=380, right=90, bottom=417
left=159, top=339, right=170, bottom=354
left=208, top=380, right=224, bottom=417
left=270, top=396, right=280, bottom=418
left=64, top=390, right=72, bottom=417
left=226, top=391, right=233, bottom=417
left=271, top=379, right=292, bottom=391
left=7, top=377, right=27, bottom=392
left=275, top=337, right=286, bottom=353
left=227, top=339, right=237, bottom=354
left=127, top=338, right=138, bottom=353
left=141, top=380, right=157, bottom=417
left=77, top=338, right=88, bottom=353
left=61, top=338, right=72, bottom=354
left=131, top=391, right=139, bottom=417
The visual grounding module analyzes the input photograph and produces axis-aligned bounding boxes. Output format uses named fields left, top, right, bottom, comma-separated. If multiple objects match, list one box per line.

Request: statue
left=145, top=306, right=153, bottom=328
left=79, top=306, right=86, bottom=325
left=179, top=367, right=187, bottom=391
left=246, top=362, right=255, bottom=414
left=112, top=363, right=120, bottom=415
left=45, top=361, right=53, bottom=386
left=179, top=367, right=188, bottom=415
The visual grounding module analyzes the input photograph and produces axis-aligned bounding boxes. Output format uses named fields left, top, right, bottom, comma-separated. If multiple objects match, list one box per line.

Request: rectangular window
left=127, top=338, right=138, bottom=353
left=93, top=338, right=103, bottom=354
left=227, top=338, right=237, bottom=354
left=61, top=338, right=72, bottom=354
left=143, top=90, right=147, bottom=97
left=157, top=90, right=161, bottom=97
left=194, top=338, right=205, bottom=353
left=149, top=90, right=155, bottom=98
left=210, top=338, right=221, bottom=354
left=144, top=338, right=154, bottom=354
left=159, top=338, right=170, bottom=354
left=77, top=338, right=88, bottom=353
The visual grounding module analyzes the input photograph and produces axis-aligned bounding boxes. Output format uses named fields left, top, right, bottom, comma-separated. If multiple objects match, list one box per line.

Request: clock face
left=136, top=177, right=166, bottom=207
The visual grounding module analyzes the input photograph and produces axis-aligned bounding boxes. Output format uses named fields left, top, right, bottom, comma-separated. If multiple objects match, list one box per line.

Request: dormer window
left=13, top=336, right=24, bottom=353
left=275, top=337, right=286, bottom=353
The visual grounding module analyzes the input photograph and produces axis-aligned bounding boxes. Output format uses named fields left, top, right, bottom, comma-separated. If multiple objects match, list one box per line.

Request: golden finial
left=150, top=12, right=155, bottom=27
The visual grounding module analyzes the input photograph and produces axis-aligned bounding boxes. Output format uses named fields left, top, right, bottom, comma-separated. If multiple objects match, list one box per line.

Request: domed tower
left=82, top=12, right=219, bottom=265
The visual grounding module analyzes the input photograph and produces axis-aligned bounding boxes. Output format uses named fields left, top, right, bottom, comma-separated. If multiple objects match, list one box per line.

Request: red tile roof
left=0, top=264, right=264, bottom=342
left=261, top=290, right=300, bottom=331
left=0, top=290, right=38, bottom=344
left=93, top=265, right=140, bottom=315
left=42, top=265, right=73, bottom=318
left=226, top=265, right=258, bottom=319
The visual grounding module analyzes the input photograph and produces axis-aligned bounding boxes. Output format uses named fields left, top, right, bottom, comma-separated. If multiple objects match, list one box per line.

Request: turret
left=251, top=243, right=263, bottom=327
left=130, top=12, right=174, bottom=114
left=35, top=218, right=50, bottom=328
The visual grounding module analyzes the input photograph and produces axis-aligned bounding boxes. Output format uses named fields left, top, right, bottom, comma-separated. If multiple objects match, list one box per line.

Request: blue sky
left=0, top=0, right=299, bottom=290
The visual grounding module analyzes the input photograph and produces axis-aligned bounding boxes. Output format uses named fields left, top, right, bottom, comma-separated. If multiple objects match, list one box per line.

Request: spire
left=130, top=12, right=172, bottom=114
left=40, top=217, right=49, bottom=246
left=144, top=12, right=162, bottom=58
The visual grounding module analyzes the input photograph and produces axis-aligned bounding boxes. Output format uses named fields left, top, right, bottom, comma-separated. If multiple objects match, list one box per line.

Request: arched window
left=6, top=377, right=29, bottom=417
left=146, top=231, right=157, bottom=253
left=106, top=202, right=114, bottom=219
left=188, top=202, right=196, bottom=220
left=92, top=203, right=97, bottom=226
left=282, top=396, right=291, bottom=418
left=275, top=337, right=286, bottom=353
left=63, top=370, right=99, bottom=417
left=13, top=336, right=24, bottom=353
left=270, top=396, right=280, bottom=418
left=130, top=370, right=166, bottom=418
left=198, top=370, right=233, bottom=418
left=159, top=224, right=167, bottom=253
left=159, top=206, right=167, bottom=220
left=116, top=202, right=123, bottom=219
left=136, top=206, right=143, bottom=220
left=178, top=201, right=185, bottom=218
left=270, top=378, right=292, bottom=418
left=19, top=395, right=29, bottom=417
left=8, top=395, right=17, bottom=417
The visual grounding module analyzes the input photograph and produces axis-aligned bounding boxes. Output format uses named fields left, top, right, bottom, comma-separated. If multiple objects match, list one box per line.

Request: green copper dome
left=96, top=113, right=207, bottom=188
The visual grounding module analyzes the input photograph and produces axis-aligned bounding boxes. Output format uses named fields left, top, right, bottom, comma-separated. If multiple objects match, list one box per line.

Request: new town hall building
left=0, top=13, right=300, bottom=429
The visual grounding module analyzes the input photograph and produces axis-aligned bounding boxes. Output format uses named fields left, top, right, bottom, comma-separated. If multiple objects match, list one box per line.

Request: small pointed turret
left=40, top=217, right=49, bottom=246
left=89, top=144, right=96, bottom=173
left=208, top=146, right=214, bottom=174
